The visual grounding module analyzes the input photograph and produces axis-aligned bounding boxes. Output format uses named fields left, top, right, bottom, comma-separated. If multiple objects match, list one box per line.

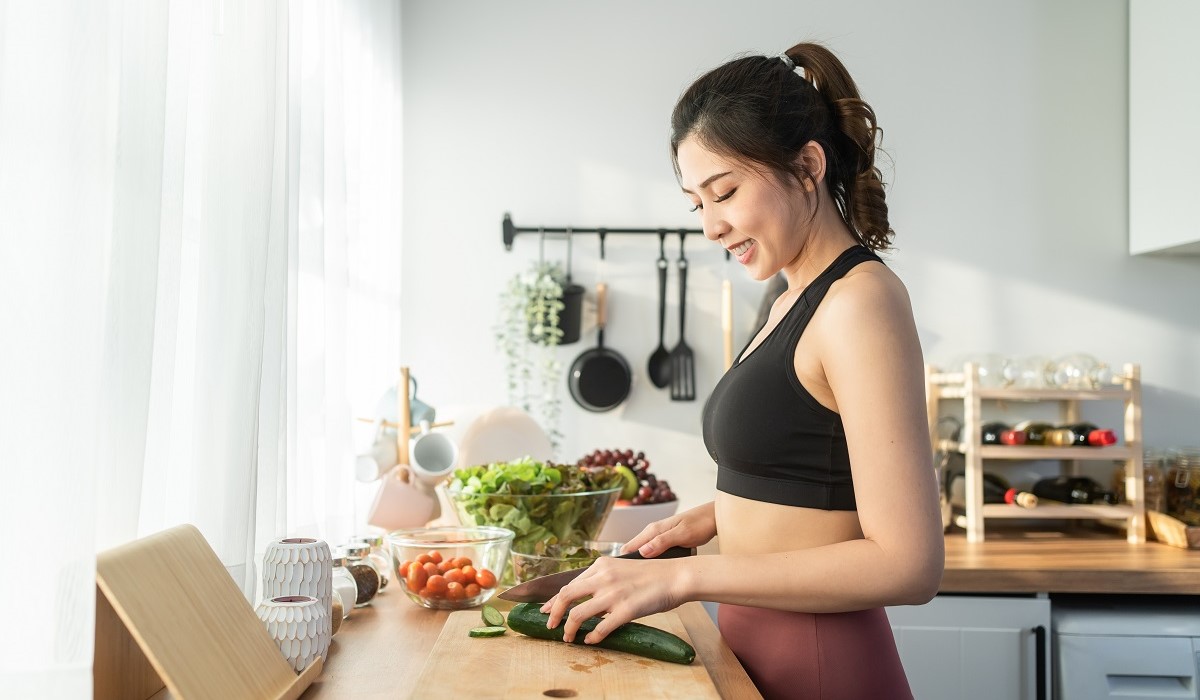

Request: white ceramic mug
left=409, top=421, right=458, bottom=486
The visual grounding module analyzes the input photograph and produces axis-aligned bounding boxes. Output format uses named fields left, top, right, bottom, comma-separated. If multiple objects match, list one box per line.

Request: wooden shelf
left=927, top=362, right=1144, bottom=544
left=936, top=440, right=1136, bottom=461
left=937, top=387, right=1130, bottom=401
left=981, top=503, right=1134, bottom=519
left=980, top=445, right=1135, bottom=460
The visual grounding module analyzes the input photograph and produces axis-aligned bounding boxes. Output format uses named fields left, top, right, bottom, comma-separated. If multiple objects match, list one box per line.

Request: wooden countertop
left=302, top=530, right=1200, bottom=697
left=304, top=591, right=760, bottom=699
left=941, top=528, right=1200, bottom=594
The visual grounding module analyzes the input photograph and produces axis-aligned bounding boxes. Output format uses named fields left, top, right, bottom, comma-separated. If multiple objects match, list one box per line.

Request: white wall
left=399, top=0, right=1200, bottom=512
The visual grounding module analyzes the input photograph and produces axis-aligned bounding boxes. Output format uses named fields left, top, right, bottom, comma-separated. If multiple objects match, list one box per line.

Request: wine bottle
left=1014, top=421, right=1054, bottom=446
left=1032, top=476, right=1118, bottom=505
left=981, top=422, right=1028, bottom=445
left=1045, top=423, right=1117, bottom=447
left=981, top=422, right=1007, bottom=445
left=1000, top=428, right=1027, bottom=445
left=1004, top=487, right=1039, bottom=508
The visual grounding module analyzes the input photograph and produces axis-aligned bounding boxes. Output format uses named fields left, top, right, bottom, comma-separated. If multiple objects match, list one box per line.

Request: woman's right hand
left=620, top=501, right=717, bottom=557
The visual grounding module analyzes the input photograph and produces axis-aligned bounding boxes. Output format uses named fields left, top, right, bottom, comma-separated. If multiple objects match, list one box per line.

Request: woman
left=542, top=42, right=944, bottom=699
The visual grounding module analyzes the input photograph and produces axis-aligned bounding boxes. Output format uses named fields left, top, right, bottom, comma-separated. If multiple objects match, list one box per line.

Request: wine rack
left=925, top=362, right=1145, bottom=543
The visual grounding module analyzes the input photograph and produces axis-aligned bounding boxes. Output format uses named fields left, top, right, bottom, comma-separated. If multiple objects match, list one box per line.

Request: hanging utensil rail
left=502, top=212, right=707, bottom=256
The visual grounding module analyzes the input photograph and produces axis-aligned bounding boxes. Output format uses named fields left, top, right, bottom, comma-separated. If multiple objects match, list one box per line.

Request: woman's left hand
left=540, top=556, right=687, bottom=644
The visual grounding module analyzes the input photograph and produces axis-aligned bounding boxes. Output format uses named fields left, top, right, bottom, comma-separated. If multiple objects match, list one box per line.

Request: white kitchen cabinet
left=1130, top=0, right=1200, bottom=255
left=887, top=595, right=1051, bottom=700
left=1056, top=597, right=1200, bottom=700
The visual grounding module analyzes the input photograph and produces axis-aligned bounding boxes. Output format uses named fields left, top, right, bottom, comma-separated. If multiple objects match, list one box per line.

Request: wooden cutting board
left=413, top=610, right=721, bottom=699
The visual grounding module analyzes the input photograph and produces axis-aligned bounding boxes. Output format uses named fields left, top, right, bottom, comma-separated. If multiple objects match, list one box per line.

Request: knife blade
left=497, top=546, right=697, bottom=603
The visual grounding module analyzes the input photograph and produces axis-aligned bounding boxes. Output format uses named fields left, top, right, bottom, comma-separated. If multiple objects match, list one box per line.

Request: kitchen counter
left=304, top=530, right=1200, bottom=698
left=941, top=528, right=1200, bottom=594
left=304, top=592, right=759, bottom=699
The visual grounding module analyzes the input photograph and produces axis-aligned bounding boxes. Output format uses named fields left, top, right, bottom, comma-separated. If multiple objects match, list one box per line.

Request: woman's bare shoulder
left=818, top=258, right=913, bottom=327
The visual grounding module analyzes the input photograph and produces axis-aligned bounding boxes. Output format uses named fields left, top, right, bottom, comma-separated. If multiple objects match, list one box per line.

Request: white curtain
left=0, top=1, right=402, bottom=697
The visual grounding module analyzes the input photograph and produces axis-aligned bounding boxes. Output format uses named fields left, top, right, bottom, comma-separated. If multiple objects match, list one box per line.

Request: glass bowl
left=386, top=526, right=513, bottom=610
left=446, top=486, right=622, bottom=553
left=509, top=540, right=623, bottom=584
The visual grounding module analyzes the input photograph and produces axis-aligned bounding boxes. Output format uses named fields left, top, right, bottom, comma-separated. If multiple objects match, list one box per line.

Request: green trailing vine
left=496, top=260, right=566, bottom=452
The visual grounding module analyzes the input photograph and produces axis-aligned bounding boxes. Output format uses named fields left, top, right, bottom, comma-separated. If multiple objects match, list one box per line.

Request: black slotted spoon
left=669, top=230, right=695, bottom=401
left=647, top=230, right=672, bottom=389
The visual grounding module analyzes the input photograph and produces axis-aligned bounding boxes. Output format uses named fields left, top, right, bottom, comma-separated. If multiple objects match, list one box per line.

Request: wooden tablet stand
left=94, top=524, right=322, bottom=700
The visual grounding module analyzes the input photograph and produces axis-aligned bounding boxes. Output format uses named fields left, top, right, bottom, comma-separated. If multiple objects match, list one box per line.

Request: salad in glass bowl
left=445, top=457, right=623, bottom=579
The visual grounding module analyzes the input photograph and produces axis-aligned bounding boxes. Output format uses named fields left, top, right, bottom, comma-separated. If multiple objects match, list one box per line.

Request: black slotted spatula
left=669, top=231, right=695, bottom=401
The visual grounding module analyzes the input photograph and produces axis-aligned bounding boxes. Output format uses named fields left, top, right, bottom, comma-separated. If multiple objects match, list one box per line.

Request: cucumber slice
left=481, top=605, right=506, bottom=627
left=468, top=625, right=508, bottom=638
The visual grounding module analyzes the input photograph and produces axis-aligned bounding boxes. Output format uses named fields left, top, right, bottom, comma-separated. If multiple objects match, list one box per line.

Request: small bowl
left=597, top=500, right=680, bottom=545
left=387, top=526, right=513, bottom=610
left=509, top=540, right=624, bottom=584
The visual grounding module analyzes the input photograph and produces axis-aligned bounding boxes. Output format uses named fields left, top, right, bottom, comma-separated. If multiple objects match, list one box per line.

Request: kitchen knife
left=498, top=546, right=697, bottom=603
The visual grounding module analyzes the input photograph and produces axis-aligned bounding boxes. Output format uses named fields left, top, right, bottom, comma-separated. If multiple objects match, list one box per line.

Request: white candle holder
left=254, top=595, right=329, bottom=673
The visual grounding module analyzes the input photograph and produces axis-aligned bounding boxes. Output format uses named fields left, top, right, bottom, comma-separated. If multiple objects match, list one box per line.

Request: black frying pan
left=568, top=282, right=631, bottom=412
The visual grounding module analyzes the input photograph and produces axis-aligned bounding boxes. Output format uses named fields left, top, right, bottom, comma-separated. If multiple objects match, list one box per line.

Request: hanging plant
left=496, top=260, right=567, bottom=451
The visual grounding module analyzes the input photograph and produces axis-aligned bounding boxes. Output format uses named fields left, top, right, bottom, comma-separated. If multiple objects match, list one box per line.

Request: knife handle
left=618, top=546, right=696, bottom=560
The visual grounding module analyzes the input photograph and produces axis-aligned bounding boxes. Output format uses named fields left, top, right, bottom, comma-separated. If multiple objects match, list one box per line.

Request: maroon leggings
left=718, top=603, right=913, bottom=700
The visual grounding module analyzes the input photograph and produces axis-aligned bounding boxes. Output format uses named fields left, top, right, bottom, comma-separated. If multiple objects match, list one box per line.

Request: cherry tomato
left=425, top=574, right=447, bottom=594
left=422, top=562, right=439, bottom=577
left=445, top=582, right=466, bottom=601
left=427, top=550, right=443, bottom=564
left=475, top=569, right=497, bottom=589
left=451, top=556, right=473, bottom=569
left=416, top=553, right=433, bottom=565
left=437, top=560, right=454, bottom=574
left=464, top=583, right=481, bottom=598
left=444, top=569, right=466, bottom=586
left=398, top=560, right=413, bottom=578
left=460, top=565, right=477, bottom=585
left=406, top=564, right=428, bottom=593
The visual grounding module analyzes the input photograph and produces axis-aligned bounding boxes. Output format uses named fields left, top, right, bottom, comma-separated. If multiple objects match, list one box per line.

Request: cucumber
left=481, top=605, right=505, bottom=627
left=468, top=625, right=508, bottom=638
left=506, top=603, right=696, bottom=665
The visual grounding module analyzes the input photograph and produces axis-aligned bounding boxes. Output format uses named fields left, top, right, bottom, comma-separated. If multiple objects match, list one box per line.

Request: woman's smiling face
left=676, top=135, right=814, bottom=281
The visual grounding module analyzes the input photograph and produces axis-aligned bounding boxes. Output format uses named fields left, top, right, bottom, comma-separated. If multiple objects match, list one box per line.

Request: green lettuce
left=448, top=457, right=623, bottom=553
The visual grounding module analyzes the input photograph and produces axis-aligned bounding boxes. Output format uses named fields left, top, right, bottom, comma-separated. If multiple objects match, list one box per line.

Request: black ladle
left=647, top=230, right=671, bottom=389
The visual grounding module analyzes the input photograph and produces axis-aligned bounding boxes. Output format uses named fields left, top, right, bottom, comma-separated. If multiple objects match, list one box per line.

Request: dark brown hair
left=670, top=42, right=893, bottom=251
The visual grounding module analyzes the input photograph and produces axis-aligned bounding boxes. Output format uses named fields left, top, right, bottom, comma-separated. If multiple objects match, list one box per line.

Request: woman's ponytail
left=785, top=43, right=894, bottom=251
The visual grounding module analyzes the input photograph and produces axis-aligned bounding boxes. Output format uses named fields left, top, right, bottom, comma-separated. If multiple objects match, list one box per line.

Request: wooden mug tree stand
left=94, top=524, right=322, bottom=700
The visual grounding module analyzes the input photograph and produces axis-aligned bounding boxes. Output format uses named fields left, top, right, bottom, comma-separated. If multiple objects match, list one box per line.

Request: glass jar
left=962, top=353, right=1007, bottom=388
left=343, top=544, right=381, bottom=607
left=330, top=556, right=356, bottom=620
left=1049, top=353, right=1096, bottom=389
left=1002, top=355, right=1052, bottom=389
left=1166, top=449, right=1200, bottom=525
left=1114, top=452, right=1168, bottom=510
left=350, top=534, right=392, bottom=591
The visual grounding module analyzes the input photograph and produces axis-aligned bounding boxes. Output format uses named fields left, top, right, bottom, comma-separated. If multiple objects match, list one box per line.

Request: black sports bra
left=701, top=245, right=882, bottom=510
